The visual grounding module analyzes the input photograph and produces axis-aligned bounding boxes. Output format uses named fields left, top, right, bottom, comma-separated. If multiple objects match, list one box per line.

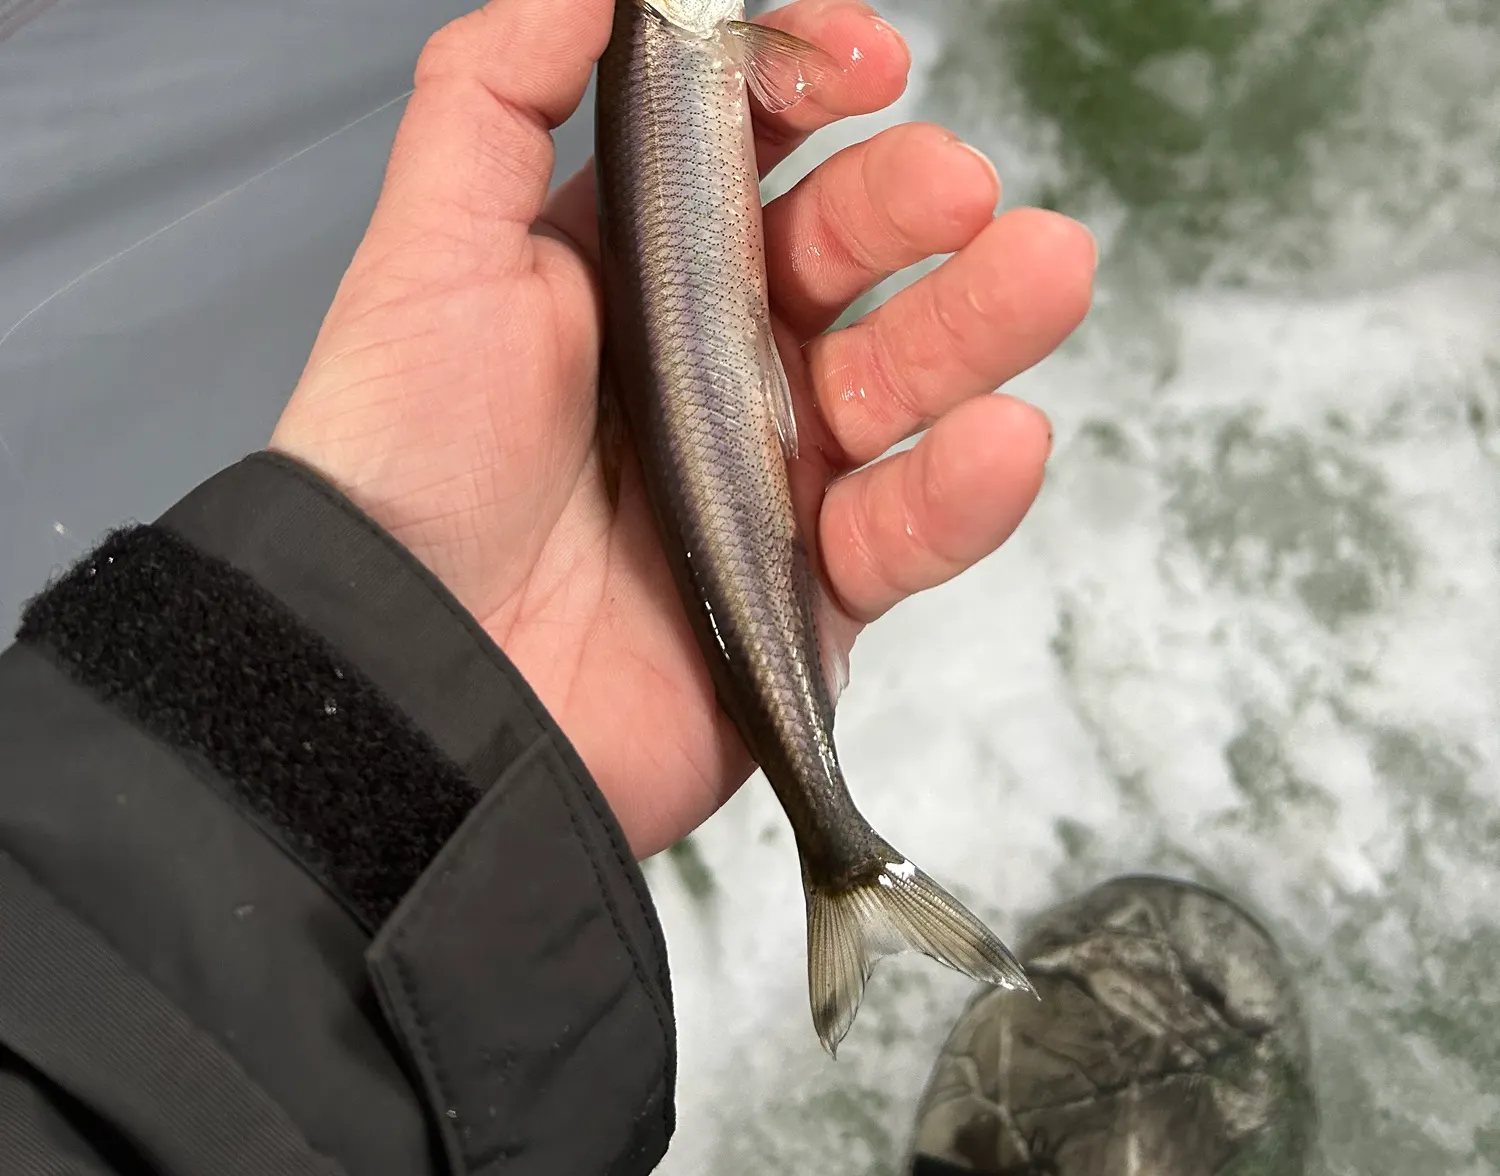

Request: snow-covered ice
left=650, top=2, right=1500, bottom=1173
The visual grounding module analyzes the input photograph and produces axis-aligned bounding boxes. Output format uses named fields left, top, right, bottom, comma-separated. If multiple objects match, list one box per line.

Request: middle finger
left=762, top=120, right=1001, bottom=338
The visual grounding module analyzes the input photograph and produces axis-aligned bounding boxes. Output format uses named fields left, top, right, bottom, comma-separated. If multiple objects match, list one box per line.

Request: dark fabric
left=16, top=522, right=478, bottom=931
left=0, top=453, right=676, bottom=1175
left=159, top=451, right=589, bottom=812
left=0, top=1047, right=134, bottom=1175
left=0, top=639, right=435, bottom=1175
left=0, top=852, right=343, bottom=1176
left=368, top=738, right=672, bottom=1176
left=910, top=1158, right=996, bottom=1176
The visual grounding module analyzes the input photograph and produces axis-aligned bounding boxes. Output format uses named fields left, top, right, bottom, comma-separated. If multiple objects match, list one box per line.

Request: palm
left=277, top=225, right=806, bottom=854
left=272, top=0, right=1094, bottom=859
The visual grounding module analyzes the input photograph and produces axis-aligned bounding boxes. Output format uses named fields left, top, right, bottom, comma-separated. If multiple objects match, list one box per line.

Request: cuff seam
left=377, top=736, right=672, bottom=1172
left=256, top=451, right=675, bottom=1036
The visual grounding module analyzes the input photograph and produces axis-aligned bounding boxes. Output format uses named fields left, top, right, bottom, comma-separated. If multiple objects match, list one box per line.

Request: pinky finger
left=818, top=393, right=1050, bottom=621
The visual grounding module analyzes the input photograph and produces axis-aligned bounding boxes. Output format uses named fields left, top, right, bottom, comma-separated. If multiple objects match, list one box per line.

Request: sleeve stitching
left=256, top=451, right=674, bottom=1027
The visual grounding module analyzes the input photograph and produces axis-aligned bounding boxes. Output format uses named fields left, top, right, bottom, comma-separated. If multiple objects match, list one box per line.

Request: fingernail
left=1033, top=403, right=1054, bottom=460
left=954, top=141, right=1001, bottom=198
left=867, top=14, right=909, bottom=64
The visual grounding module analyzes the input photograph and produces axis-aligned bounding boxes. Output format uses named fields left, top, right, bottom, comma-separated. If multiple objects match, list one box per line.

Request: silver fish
left=594, top=0, right=1032, bottom=1056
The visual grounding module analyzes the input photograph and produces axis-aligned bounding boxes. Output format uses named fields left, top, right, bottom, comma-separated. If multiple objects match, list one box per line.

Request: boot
left=905, top=875, right=1316, bottom=1175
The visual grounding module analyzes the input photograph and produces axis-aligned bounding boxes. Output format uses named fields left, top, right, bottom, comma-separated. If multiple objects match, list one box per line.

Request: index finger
left=749, top=0, right=911, bottom=171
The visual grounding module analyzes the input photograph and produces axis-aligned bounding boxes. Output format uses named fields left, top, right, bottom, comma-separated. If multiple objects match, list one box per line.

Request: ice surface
left=649, top=2, right=1500, bottom=1173
left=1, top=0, right=1493, bottom=1170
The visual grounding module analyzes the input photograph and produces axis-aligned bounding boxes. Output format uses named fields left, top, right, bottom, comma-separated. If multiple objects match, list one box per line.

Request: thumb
left=367, top=0, right=614, bottom=275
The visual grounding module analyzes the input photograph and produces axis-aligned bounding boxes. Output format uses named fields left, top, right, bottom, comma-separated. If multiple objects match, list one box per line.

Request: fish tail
left=800, top=839, right=1033, bottom=1058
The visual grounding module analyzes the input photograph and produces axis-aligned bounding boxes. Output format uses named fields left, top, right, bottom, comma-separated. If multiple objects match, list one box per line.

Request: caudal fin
left=803, top=853, right=1033, bottom=1057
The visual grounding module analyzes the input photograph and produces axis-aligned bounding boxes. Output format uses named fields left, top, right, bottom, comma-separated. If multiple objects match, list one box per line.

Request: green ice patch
left=1169, top=412, right=1413, bottom=627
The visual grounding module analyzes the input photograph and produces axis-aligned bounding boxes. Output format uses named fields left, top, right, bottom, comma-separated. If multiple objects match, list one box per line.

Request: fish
left=593, top=0, right=1034, bottom=1057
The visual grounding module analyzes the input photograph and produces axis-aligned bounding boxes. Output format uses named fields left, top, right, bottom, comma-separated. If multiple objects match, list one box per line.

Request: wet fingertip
left=953, top=141, right=1002, bottom=207
left=873, top=128, right=1000, bottom=246
left=992, top=394, right=1054, bottom=465
left=1028, top=400, right=1054, bottom=460
left=996, top=207, right=1099, bottom=323
left=809, top=1, right=910, bottom=92
left=1040, top=208, right=1100, bottom=268
left=866, top=13, right=910, bottom=69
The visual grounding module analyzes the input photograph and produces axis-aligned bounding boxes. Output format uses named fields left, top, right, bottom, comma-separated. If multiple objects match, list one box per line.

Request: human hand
left=270, top=0, right=1095, bottom=860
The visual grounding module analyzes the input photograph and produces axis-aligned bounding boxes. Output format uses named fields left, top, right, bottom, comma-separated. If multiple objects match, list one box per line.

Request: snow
left=650, top=1, right=1500, bottom=1172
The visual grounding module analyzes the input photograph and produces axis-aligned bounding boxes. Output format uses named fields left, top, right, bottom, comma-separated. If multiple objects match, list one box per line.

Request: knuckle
left=813, top=159, right=881, bottom=282
left=862, top=322, right=923, bottom=433
left=908, top=444, right=965, bottom=575
left=929, top=283, right=994, bottom=389
left=863, top=126, right=932, bottom=254
left=838, top=477, right=898, bottom=620
left=414, top=13, right=480, bottom=85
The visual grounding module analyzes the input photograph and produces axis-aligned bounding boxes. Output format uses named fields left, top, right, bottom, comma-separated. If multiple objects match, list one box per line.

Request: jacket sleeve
left=0, top=451, right=675, bottom=1176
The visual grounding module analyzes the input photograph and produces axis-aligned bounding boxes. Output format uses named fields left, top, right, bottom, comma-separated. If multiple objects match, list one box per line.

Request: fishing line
left=0, top=86, right=416, bottom=356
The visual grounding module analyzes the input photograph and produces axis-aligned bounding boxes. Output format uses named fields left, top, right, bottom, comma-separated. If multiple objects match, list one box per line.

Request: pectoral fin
left=756, top=315, right=799, bottom=461
left=726, top=21, right=838, bottom=114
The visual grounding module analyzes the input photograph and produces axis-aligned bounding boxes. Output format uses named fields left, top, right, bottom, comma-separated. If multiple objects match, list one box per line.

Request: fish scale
left=595, top=0, right=1033, bottom=1057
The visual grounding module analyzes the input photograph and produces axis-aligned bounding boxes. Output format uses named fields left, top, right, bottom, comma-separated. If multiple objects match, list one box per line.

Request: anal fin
left=756, top=315, right=799, bottom=461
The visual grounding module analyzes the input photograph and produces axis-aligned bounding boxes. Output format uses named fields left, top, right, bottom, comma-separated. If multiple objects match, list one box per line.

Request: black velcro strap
left=15, top=523, right=478, bottom=931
